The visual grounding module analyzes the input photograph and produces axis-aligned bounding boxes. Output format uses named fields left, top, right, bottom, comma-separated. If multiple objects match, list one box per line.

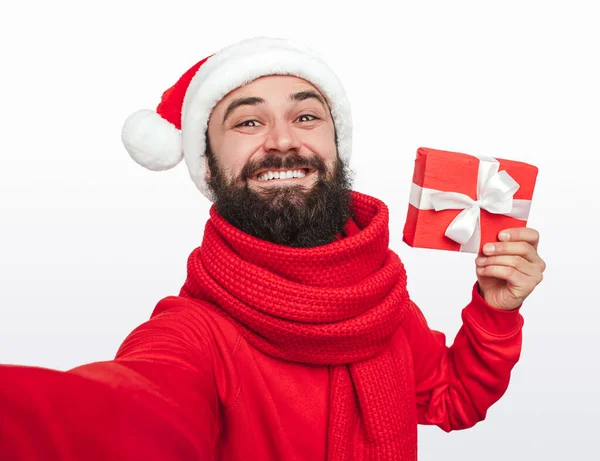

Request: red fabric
left=402, top=147, right=539, bottom=253
left=156, top=55, right=212, bottom=129
left=180, top=191, right=415, bottom=459
left=0, top=192, right=525, bottom=461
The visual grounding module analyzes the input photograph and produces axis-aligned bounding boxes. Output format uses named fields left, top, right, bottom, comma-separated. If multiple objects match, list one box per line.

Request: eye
left=297, top=114, right=319, bottom=122
left=236, top=119, right=262, bottom=128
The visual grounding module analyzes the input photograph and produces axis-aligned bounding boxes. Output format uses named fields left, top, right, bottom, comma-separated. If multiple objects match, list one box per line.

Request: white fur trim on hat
left=122, top=109, right=183, bottom=171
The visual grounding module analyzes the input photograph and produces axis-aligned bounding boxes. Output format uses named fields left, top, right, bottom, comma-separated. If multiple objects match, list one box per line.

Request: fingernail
left=476, top=257, right=487, bottom=265
left=484, top=243, right=495, bottom=253
left=499, top=232, right=510, bottom=241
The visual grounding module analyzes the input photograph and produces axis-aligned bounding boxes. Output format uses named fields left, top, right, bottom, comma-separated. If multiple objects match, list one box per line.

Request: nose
left=263, top=120, right=301, bottom=154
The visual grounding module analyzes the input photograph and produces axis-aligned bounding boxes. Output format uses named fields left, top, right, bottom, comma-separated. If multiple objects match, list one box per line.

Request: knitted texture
left=181, top=191, right=418, bottom=460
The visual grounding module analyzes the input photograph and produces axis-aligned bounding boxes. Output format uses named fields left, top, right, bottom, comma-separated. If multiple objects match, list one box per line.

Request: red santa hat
left=121, top=36, right=353, bottom=201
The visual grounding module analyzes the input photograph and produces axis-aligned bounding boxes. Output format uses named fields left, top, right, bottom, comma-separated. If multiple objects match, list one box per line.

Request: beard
left=205, top=149, right=354, bottom=248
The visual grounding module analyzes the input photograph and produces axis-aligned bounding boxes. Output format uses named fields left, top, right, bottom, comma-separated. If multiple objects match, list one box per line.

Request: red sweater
left=0, top=282, right=523, bottom=460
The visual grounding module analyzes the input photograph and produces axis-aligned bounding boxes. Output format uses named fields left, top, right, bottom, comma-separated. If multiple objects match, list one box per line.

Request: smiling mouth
left=251, top=167, right=316, bottom=182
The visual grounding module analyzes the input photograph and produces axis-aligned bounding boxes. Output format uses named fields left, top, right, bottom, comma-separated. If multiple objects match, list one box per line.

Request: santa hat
left=121, top=37, right=353, bottom=201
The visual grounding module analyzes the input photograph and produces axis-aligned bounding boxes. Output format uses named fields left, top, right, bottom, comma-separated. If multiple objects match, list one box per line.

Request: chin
left=257, top=183, right=311, bottom=207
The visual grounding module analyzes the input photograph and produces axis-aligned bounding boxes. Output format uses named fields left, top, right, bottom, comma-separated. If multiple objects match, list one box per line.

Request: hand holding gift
left=475, top=226, right=545, bottom=310
left=403, top=147, right=545, bottom=310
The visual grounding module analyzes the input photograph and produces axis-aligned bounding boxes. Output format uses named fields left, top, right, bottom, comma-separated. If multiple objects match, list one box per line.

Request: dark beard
left=206, top=151, right=354, bottom=248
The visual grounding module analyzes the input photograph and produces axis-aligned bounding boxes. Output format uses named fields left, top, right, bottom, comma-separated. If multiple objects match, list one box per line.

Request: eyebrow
left=290, top=90, right=327, bottom=109
left=222, top=97, right=265, bottom=123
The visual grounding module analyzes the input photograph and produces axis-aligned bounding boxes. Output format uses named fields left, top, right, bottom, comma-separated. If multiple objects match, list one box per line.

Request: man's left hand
left=475, top=227, right=546, bottom=311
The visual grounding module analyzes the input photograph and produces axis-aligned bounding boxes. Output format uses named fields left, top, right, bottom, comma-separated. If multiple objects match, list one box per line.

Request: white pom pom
left=121, top=109, right=183, bottom=171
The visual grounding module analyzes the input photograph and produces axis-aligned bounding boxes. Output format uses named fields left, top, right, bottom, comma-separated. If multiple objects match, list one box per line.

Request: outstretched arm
left=0, top=299, right=220, bottom=460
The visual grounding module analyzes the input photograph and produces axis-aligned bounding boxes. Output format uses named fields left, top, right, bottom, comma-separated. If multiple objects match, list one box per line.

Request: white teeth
left=256, top=169, right=308, bottom=181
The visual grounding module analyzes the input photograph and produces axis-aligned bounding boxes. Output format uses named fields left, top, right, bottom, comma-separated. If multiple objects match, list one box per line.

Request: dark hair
left=202, top=128, right=353, bottom=248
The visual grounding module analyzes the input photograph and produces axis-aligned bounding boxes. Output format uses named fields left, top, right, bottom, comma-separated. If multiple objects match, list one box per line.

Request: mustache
left=240, top=153, right=328, bottom=181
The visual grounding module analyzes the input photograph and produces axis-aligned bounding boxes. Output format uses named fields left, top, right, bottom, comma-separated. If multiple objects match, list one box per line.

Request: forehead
left=213, top=75, right=327, bottom=112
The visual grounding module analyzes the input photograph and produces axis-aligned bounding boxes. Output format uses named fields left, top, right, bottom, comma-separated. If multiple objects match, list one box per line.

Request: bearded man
left=0, top=37, right=546, bottom=460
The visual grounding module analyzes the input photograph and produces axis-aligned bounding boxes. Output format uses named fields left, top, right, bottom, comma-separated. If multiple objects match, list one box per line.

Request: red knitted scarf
left=180, top=191, right=417, bottom=460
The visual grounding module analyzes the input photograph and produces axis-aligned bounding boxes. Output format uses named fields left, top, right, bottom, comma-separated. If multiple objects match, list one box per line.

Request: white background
left=1, top=1, right=598, bottom=459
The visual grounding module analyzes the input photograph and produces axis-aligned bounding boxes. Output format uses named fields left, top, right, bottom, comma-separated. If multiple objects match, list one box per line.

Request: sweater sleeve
left=0, top=299, right=220, bottom=460
left=403, top=281, right=524, bottom=432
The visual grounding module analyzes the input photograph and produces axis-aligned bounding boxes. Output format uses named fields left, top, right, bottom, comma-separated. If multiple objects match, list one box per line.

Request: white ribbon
left=408, top=156, right=532, bottom=253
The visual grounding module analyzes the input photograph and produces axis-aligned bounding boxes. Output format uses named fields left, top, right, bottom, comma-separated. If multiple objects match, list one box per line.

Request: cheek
left=302, top=130, right=337, bottom=161
left=218, top=137, right=263, bottom=173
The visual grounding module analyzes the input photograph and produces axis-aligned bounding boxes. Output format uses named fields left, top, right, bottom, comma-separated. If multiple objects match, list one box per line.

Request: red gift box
left=402, top=147, right=538, bottom=254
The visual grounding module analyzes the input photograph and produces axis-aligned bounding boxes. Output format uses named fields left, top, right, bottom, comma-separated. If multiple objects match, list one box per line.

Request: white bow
left=408, top=156, right=531, bottom=253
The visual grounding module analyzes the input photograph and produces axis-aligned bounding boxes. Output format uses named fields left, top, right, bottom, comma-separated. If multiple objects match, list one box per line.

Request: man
left=0, top=37, right=545, bottom=460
